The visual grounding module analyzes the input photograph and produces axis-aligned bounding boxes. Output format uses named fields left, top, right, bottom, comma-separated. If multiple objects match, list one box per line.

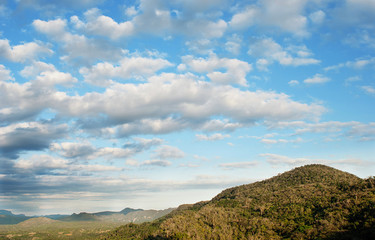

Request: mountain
left=105, top=164, right=375, bottom=239
left=120, top=207, right=143, bottom=215
left=0, top=207, right=171, bottom=225
left=0, top=210, right=30, bottom=225
left=57, top=208, right=173, bottom=223
left=98, top=209, right=175, bottom=223
left=94, top=208, right=142, bottom=217
left=59, top=212, right=101, bottom=222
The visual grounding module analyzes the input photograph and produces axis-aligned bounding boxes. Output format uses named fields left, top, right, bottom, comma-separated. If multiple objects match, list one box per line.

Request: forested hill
left=104, top=164, right=375, bottom=240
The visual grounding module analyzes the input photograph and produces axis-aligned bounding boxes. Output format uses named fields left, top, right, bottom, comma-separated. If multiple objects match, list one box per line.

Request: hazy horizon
left=1, top=0, right=374, bottom=216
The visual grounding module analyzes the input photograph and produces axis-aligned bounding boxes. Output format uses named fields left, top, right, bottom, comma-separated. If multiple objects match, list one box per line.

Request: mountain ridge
left=105, top=164, right=375, bottom=239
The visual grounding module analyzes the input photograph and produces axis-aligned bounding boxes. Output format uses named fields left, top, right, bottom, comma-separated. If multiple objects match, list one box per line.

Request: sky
left=0, top=0, right=374, bottom=215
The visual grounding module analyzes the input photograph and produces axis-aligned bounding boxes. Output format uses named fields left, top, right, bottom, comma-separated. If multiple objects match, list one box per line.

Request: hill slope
left=104, top=164, right=375, bottom=239
left=16, top=217, right=59, bottom=227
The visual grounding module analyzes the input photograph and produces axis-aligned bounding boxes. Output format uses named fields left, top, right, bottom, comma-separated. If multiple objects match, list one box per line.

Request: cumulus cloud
left=71, top=8, right=134, bottom=39
left=141, top=159, right=171, bottom=167
left=14, top=154, right=123, bottom=175
left=309, top=10, right=325, bottom=24
left=225, top=34, right=242, bottom=55
left=230, top=0, right=309, bottom=36
left=51, top=137, right=164, bottom=160
left=33, top=19, right=122, bottom=65
left=260, top=153, right=367, bottom=167
left=325, top=57, right=375, bottom=71
left=56, top=73, right=324, bottom=133
left=0, top=122, right=67, bottom=159
left=0, top=71, right=324, bottom=137
left=0, top=65, right=13, bottom=81
left=248, top=38, right=320, bottom=70
left=303, top=74, right=330, bottom=84
left=180, top=54, right=252, bottom=86
left=80, top=56, right=173, bottom=86
left=19, top=61, right=56, bottom=78
left=219, top=161, right=258, bottom=169
left=153, top=145, right=185, bottom=159
left=196, top=133, right=230, bottom=141
left=361, top=86, right=375, bottom=96
left=0, top=39, right=52, bottom=63
left=266, top=120, right=375, bottom=141
left=288, top=80, right=299, bottom=86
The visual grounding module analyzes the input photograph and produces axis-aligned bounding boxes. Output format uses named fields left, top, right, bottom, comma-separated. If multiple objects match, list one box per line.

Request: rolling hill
left=104, top=164, right=375, bottom=239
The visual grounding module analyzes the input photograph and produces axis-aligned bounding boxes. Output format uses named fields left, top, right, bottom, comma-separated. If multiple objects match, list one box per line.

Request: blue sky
left=0, top=0, right=374, bottom=215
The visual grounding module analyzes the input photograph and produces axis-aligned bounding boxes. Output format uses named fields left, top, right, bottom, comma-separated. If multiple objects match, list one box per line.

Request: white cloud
left=266, top=120, right=375, bottom=141
left=15, top=154, right=123, bottom=173
left=0, top=71, right=325, bottom=138
left=309, top=10, right=325, bottom=24
left=35, top=70, right=77, bottom=87
left=51, top=137, right=163, bottom=160
left=196, top=133, right=230, bottom=141
left=325, top=57, right=375, bottom=71
left=0, top=65, right=13, bottom=81
left=33, top=19, right=122, bottom=64
left=304, top=74, right=330, bottom=84
left=20, top=61, right=56, bottom=78
left=0, top=122, right=67, bottom=158
left=219, top=161, right=258, bottom=169
left=260, top=153, right=366, bottom=167
left=71, top=9, right=134, bottom=39
left=153, top=145, right=185, bottom=159
left=0, top=39, right=52, bottom=63
left=181, top=54, right=252, bottom=86
left=361, top=86, right=375, bottom=95
left=248, top=38, right=320, bottom=70
left=261, top=139, right=289, bottom=144
left=229, top=6, right=258, bottom=29
left=80, top=56, right=173, bottom=86
left=230, top=0, right=309, bottom=36
left=225, top=34, right=242, bottom=55
left=50, top=142, right=96, bottom=159
left=125, top=6, right=138, bottom=17
left=288, top=80, right=299, bottom=86
left=141, top=159, right=171, bottom=167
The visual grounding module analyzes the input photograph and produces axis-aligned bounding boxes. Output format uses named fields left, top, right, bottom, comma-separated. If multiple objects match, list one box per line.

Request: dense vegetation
left=104, top=164, right=375, bottom=239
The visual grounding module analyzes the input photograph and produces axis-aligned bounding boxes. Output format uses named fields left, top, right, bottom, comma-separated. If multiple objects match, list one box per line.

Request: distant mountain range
left=106, top=164, right=375, bottom=239
left=0, top=207, right=174, bottom=225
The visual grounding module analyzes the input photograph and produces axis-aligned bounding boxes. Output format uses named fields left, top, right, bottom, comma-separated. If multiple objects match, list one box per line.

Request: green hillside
left=104, top=164, right=375, bottom=239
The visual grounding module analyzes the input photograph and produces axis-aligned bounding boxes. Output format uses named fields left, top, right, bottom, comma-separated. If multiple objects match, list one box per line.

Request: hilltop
left=16, top=217, right=59, bottom=227
left=105, top=164, right=375, bottom=239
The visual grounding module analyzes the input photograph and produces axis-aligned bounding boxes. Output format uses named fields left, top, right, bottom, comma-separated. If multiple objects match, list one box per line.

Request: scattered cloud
left=248, top=38, right=320, bottom=70
left=230, top=0, right=309, bottom=36
left=80, top=56, right=173, bottom=86
left=153, top=145, right=185, bottom=160
left=288, top=80, right=299, bottom=86
left=180, top=54, right=252, bottom=86
left=304, top=74, right=330, bottom=84
left=266, top=121, right=375, bottom=142
left=72, top=8, right=134, bottom=39
left=260, top=153, right=367, bottom=167
left=196, top=133, right=230, bottom=141
left=325, top=57, right=375, bottom=71
left=361, top=86, right=375, bottom=96
left=219, top=161, right=258, bottom=170
left=0, top=65, right=13, bottom=81
left=0, top=122, right=67, bottom=159
left=141, top=159, right=172, bottom=167
left=0, top=39, right=52, bottom=63
left=33, top=18, right=123, bottom=65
